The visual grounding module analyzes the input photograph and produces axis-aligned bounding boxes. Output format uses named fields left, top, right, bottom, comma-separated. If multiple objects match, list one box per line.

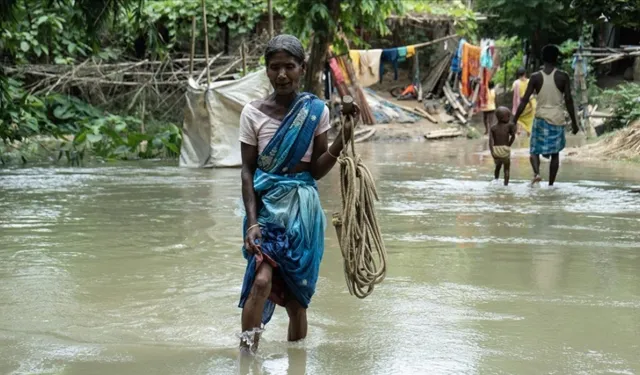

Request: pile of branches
left=578, top=120, right=640, bottom=160
left=5, top=36, right=267, bottom=124
left=574, top=46, right=640, bottom=65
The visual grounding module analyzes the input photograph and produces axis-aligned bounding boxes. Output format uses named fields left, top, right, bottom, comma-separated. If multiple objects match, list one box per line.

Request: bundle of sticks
left=328, top=54, right=376, bottom=125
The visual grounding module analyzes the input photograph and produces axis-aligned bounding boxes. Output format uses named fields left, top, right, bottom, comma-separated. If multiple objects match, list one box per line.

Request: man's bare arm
left=562, top=72, right=579, bottom=134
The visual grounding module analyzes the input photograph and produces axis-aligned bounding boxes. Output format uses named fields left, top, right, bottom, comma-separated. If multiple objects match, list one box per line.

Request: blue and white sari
left=238, top=93, right=327, bottom=325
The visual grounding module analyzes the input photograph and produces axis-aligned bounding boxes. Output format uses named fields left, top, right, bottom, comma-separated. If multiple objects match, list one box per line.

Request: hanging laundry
left=357, top=49, right=383, bottom=88
left=451, top=38, right=467, bottom=74
left=492, top=46, right=500, bottom=72
left=461, top=42, right=481, bottom=97
left=329, top=57, right=345, bottom=85
left=397, top=46, right=408, bottom=62
left=478, top=39, right=495, bottom=109
left=337, top=57, right=351, bottom=85
left=478, top=68, right=493, bottom=110
left=349, top=50, right=361, bottom=77
left=380, top=48, right=399, bottom=83
left=480, top=44, right=493, bottom=69
left=406, top=45, right=416, bottom=58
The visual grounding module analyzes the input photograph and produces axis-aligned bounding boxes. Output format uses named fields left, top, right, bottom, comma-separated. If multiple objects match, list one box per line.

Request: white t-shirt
left=238, top=102, right=331, bottom=163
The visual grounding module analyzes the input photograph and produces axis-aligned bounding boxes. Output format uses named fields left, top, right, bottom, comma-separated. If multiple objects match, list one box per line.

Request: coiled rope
left=332, top=100, right=387, bottom=299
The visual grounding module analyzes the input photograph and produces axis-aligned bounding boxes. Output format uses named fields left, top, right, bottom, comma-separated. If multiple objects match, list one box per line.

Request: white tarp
left=179, top=68, right=272, bottom=168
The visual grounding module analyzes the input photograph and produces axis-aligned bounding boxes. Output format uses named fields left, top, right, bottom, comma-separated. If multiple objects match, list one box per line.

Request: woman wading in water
left=237, top=34, right=355, bottom=352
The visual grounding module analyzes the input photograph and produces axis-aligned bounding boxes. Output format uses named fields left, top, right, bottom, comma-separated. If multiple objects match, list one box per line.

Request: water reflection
left=1, top=140, right=640, bottom=374
left=237, top=346, right=307, bottom=375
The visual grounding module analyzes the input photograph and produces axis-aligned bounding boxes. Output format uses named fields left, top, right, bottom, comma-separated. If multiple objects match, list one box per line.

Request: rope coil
left=332, top=107, right=387, bottom=299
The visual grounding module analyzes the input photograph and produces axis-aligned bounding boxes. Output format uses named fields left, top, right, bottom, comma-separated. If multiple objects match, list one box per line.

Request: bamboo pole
left=189, top=16, right=196, bottom=76
left=241, top=40, right=247, bottom=76
left=411, top=35, right=457, bottom=50
left=201, top=0, right=211, bottom=85
left=268, top=0, right=274, bottom=38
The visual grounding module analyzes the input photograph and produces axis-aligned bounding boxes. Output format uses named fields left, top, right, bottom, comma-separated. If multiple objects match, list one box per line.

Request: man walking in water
left=514, top=45, right=579, bottom=186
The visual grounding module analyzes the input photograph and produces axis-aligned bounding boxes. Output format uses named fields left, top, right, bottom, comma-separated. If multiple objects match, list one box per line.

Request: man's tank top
left=535, top=69, right=565, bottom=125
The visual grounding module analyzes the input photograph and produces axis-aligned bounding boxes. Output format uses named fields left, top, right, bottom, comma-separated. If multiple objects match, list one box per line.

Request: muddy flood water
left=1, top=138, right=640, bottom=375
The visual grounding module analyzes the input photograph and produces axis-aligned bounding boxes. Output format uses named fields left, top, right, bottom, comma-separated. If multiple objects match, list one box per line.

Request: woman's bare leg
left=240, top=263, right=273, bottom=350
left=285, top=299, right=307, bottom=342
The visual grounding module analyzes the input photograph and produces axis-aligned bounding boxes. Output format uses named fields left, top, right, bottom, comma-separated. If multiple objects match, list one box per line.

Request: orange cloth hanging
left=461, top=43, right=481, bottom=97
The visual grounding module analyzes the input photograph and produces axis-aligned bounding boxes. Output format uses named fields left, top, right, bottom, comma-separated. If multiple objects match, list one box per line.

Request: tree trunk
left=224, top=24, right=230, bottom=55
left=268, top=0, right=274, bottom=39
left=303, top=0, right=340, bottom=96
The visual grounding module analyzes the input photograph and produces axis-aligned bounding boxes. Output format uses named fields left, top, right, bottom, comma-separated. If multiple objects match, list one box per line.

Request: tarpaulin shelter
left=179, top=68, right=272, bottom=168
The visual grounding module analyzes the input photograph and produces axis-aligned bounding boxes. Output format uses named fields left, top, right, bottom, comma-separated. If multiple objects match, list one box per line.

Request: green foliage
left=61, top=115, right=181, bottom=163
left=0, top=75, right=53, bottom=143
left=597, top=84, right=640, bottom=131
left=570, top=0, right=640, bottom=28
left=1, top=76, right=181, bottom=164
left=495, top=37, right=524, bottom=84
left=0, top=0, right=123, bottom=63
left=114, top=0, right=265, bottom=58
left=281, top=0, right=403, bottom=47
left=404, top=0, right=477, bottom=40
left=1, top=0, right=140, bottom=33
left=476, top=0, right=579, bottom=55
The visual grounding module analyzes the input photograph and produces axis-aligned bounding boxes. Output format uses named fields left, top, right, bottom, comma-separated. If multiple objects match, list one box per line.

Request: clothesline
left=355, top=34, right=458, bottom=53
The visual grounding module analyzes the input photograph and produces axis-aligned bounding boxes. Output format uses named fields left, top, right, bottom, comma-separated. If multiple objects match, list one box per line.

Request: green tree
left=280, top=0, right=403, bottom=95
left=475, top=0, right=579, bottom=67
left=570, top=0, right=640, bottom=29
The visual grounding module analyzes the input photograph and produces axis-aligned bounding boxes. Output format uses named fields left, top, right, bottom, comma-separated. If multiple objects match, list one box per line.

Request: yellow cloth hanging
left=349, top=50, right=361, bottom=77
left=329, top=45, right=351, bottom=84
left=406, top=45, right=416, bottom=58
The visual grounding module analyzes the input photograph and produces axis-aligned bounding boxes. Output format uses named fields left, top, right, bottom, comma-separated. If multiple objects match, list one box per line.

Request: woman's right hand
left=244, top=225, right=263, bottom=255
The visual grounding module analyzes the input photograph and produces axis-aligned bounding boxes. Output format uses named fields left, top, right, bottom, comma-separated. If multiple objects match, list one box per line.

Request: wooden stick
left=268, top=0, right=274, bottom=38
left=394, top=102, right=432, bottom=121
left=210, top=57, right=243, bottom=82
left=467, top=83, right=480, bottom=121
left=189, top=16, right=196, bottom=76
left=414, top=107, right=437, bottom=124
left=241, top=40, right=247, bottom=76
left=201, top=0, right=211, bottom=85
left=196, top=52, right=223, bottom=84
left=454, top=110, right=467, bottom=125
left=443, top=83, right=467, bottom=116
left=411, top=34, right=457, bottom=49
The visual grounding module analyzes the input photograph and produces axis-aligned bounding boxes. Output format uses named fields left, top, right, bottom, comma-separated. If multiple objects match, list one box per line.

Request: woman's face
left=266, top=51, right=305, bottom=96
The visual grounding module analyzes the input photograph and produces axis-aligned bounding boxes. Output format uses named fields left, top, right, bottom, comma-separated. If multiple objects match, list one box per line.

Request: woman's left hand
left=340, top=117, right=355, bottom=143
left=340, top=103, right=359, bottom=143
left=341, top=102, right=360, bottom=118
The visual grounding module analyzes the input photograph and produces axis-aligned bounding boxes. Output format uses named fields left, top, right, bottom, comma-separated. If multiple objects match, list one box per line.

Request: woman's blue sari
left=238, top=93, right=327, bottom=325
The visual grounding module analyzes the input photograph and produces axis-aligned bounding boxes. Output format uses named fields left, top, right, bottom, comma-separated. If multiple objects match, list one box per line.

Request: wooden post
left=140, top=91, right=146, bottom=134
left=189, top=16, right=196, bottom=76
left=241, top=40, right=247, bottom=76
left=576, top=34, right=592, bottom=137
left=503, top=54, right=508, bottom=101
left=268, top=0, right=274, bottom=38
left=467, top=83, right=480, bottom=122
left=201, top=0, right=211, bottom=85
left=415, top=51, right=423, bottom=102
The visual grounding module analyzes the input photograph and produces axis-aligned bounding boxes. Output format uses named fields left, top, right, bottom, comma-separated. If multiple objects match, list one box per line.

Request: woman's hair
left=516, top=67, right=526, bottom=78
left=488, top=81, right=495, bottom=89
left=265, top=34, right=306, bottom=64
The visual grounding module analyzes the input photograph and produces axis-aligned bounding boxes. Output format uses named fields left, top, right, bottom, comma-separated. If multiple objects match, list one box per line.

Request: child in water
left=489, top=106, right=517, bottom=185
